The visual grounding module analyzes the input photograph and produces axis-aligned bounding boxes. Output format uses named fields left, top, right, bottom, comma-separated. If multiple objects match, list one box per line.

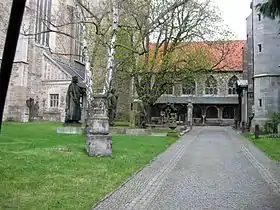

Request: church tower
left=250, top=0, right=280, bottom=127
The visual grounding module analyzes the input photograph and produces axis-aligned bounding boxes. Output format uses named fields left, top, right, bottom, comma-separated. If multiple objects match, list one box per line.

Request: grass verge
left=243, top=133, right=280, bottom=161
left=0, top=122, right=177, bottom=210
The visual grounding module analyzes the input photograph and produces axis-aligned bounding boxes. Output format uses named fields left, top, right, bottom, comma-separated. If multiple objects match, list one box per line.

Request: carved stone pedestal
left=86, top=134, right=112, bottom=156
left=85, top=94, right=112, bottom=157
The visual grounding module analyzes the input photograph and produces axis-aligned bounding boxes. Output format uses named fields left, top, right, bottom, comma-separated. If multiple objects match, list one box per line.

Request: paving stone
left=93, top=126, right=280, bottom=210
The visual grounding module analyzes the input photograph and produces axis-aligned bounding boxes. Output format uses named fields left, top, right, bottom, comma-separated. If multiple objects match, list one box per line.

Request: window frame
left=49, top=94, right=59, bottom=108
left=228, top=76, right=238, bottom=95
left=205, top=76, right=218, bottom=95
left=257, top=44, right=262, bottom=53
left=74, top=23, right=85, bottom=63
left=35, top=0, right=52, bottom=47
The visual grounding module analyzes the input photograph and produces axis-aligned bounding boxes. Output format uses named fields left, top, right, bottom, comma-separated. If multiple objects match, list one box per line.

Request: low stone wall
left=56, top=127, right=84, bottom=135
left=110, top=127, right=152, bottom=136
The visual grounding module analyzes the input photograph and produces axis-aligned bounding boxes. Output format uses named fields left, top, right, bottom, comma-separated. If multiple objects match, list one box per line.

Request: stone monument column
left=86, top=93, right=112, bottom=156
left=242, top=89, right=248, bottom=124
left=187, top=102, right=193, bottom=128
left=130, top=99, right=140, bottom=128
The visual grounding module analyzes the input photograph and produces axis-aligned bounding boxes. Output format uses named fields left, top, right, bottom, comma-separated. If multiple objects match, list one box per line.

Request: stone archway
left=206, top=106, right=218, bottom=118
left=222, top=107, right=235, bottom=119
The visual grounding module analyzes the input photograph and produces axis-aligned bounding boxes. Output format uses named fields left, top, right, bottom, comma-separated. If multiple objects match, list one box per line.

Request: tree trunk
left=103, top=1, right=120, bottom=94
left=144, top=103, right=152, bottom=123
left=82, top=24, right=93, bottom=103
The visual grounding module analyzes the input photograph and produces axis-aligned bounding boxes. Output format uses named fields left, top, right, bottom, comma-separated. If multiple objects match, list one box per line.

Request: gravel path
left=94, top=126, right=280, bottom=210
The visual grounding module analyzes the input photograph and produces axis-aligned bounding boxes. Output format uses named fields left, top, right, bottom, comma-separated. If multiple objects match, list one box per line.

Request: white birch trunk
left=102, top=0, right=120, bottom=95
left=82, top=24, right=93, bottom=103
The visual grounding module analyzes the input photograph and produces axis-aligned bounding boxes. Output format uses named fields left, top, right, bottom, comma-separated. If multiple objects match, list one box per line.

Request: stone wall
left=40, top=81, right=69, bottom=122
left=1, top=0, right=81, bottom=122
left=244, top=13, right=254, bottom=119
left=160, top=71, right=243, bottom=97
left=250, top=0, right=280, bottom=127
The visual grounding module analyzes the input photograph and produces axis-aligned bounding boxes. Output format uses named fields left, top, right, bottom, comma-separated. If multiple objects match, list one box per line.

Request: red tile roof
left=147, top=40, right=245, bottom=71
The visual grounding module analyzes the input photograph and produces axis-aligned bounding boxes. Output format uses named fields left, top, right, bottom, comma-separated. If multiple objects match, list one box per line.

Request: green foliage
left=4, top=117, right=17, bottom=122
left=167, top=130, right=180, bottom=137
left=0, top=122, right=176, bottom=209
left=257, top=0, right=280, bottom=20
left=244, top=133, right=280, bottom=161
left=264, top=112, right=280, bottom=134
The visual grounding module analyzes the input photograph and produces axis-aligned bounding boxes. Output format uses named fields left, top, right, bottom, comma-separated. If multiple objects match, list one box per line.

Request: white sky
left=213, top=0, right=252, bottom=40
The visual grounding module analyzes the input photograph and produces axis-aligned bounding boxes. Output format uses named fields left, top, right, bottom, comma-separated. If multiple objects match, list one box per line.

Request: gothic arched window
left=205, top=76, right=218, bottom=95
left=228, top=76, right=238, bottom=94
left=182, top=80, right=196, bottom=95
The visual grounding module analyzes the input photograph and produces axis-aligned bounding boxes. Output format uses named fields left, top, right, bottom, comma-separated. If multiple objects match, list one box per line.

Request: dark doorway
left=222, top=107, right=235, bottom=119
left=206, top=106, right=218, bottom=118
left=193, top=106, right=202, bottom=118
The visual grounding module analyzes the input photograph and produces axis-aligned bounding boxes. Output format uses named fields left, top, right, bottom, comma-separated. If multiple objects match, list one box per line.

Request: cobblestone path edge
left=92, top=128, right=195, bottom=209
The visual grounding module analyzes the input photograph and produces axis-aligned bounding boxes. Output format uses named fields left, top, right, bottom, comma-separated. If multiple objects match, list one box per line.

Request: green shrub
left=167, top=130, right=179, bottom=137
left=264, top=112, right=280, bottom=134
left=4, top=117, right=17, bottom=122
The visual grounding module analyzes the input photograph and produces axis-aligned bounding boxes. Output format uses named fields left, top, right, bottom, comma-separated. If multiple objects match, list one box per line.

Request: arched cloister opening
left=193, top=106, right=202, bottom=118
left=206, top=106, right=218, bottom=118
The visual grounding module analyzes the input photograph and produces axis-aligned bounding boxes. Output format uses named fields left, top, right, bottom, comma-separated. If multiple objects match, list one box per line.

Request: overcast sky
left=213, top=0, right=252, bottom=40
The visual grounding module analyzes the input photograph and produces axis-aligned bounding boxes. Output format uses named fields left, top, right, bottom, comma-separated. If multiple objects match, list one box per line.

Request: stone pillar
left=218, top=107, right=222, bottom=119
left=201, top=107, right=206, bottom=125
left=242, top=89, right=248, bottom=124
left=202, top=115, right=206, bottom=125
left=130, top=99, right=140, bottom=128
left=237, top=93, right=242, bottom=128
left=86, top=94, right=112, bottom=157
left=81, top=94, right=87, bottom=124
left=187, top=102, right=193, bottom=127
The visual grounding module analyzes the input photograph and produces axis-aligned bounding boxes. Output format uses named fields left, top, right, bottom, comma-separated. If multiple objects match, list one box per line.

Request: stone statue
left=107, top=88, right=118, bottom=126
left=33, top=101, right=39, bottom=118
left=26, top=97, right=35, bottom=121
left=65, top=76, right=83, bottom=124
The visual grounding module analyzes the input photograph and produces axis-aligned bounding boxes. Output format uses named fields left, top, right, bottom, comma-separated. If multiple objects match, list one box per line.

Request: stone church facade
left=1, top=0, right=90, bottom=122
left=153, top=70, right=243, bottom=125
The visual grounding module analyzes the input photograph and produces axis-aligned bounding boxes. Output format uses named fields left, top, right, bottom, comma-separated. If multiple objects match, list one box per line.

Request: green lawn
left=0, top=122, right=177, bottom=210
left=244, top=133, right=280, bottom=161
